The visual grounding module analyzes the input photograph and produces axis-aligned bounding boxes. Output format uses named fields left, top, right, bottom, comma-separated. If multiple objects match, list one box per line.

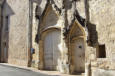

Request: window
left=5, top=16, right=9, bottom=31
left=97, top=44, right=106, bottom=58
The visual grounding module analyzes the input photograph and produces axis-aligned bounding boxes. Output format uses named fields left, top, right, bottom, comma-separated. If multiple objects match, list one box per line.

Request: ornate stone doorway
left=68, top=20, right=86, bottom=74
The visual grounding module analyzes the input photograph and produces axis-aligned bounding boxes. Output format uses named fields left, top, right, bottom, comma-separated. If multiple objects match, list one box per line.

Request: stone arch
left=39, top=4, right=60, bottom=32
left=38, top=28, right=61, bottom=70
left=41, top=26, right=61, bottom=33
left=69, top=20, right=85, bottom=39
left=68, top=20, right=86, bottom=74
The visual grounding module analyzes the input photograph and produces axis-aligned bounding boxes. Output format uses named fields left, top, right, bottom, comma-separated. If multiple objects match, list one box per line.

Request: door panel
left=74, top=38, right=85, bottom=72
left=52, top=31, right=60, bottom=68
left=44, top=30, right=61, bottom=70
left=44, top=31, right=53, bottom=70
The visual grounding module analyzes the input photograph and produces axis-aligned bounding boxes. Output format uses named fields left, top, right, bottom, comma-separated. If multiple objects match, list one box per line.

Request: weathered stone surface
left=30, top=0, right=115, bottom=75
left=1, top=0, right=115, bottom=75
left=31, top=2, right=39, bottom=68
left=76, top=0, right=115, bottom=69
left=89, top=0, right=115, bottom=58
left=92, top=69, right=115, bottom=76
left=7, top=0, right=29, bottom=66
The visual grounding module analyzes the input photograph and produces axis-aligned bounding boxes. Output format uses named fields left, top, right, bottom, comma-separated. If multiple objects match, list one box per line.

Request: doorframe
left=68, top=20, right=86, bottom=74
left=38, top=27, right=61, bottom=70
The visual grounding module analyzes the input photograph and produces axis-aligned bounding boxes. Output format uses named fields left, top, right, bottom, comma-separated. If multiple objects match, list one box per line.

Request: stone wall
left=32, top=0, right=86, bottom=74
left=89, top=0, right=115, bottom=70
left=1, top=1, right=10, bottom=62
left=7, top=0, right=29, bottom=66
left=4, top=0, right=115, bottom=75
left=92, top=69, right=115, bottom=76
left=89, top=0, right=115, bottom=58
left=76, top=0, right=115, bottom=66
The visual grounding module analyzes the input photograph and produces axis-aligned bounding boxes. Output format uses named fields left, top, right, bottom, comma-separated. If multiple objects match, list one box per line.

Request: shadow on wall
left=33, top=0, right=42, bottom=19
left=87, top=22, right=98, bottom=47
left=75, top=0, right=98, bottom=47
left=4, top=2, right=15, bottom=16
left=84, top=0, right=99, bottom=47
left=3, top=2, right=15, bottom=31
left=0, top=1, right=15, bottom=63
left=3, top=1, right=15, bottom=31
left=62, top=0, right=98, bottom=48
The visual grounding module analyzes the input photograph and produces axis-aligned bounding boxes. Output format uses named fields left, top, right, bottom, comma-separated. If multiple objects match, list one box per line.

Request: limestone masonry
left=0, top=0, right=115, bottom=76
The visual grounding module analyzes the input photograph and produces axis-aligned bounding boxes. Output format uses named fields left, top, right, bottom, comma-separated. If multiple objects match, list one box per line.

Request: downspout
left=84, top=0, right=90, bottom=42
left=84, top=0, right=91, bottom=76
left=28, top=0, right=32, bottom=67
left=84, top=0, right=89, bottom=27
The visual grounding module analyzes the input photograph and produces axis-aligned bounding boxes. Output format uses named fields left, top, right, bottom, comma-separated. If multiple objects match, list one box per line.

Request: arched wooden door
left=73, top=38, right=85, bottom=73
left=44, top=30, right=61, bottom=70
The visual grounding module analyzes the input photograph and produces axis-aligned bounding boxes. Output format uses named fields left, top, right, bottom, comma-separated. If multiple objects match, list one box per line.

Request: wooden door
left=74, top=38, right=85, bottom=72
left=44, top=30, right=61, bottom=70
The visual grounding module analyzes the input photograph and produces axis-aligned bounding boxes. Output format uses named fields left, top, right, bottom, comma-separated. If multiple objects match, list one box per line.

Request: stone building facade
left=0, top=0, right=9, bottom=63
left=0, top=0, right=30, bottom=66
left=0, top=0, right=115, bottom=76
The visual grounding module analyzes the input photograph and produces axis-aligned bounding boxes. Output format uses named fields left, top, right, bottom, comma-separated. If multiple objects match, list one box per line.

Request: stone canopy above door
left=39, top=4, right=62, bottom=33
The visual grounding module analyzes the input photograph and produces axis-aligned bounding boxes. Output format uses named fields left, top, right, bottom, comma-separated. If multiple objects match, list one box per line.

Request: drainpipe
left=84, top=0, right=91, bottom=76
left=84, top=0, right=89, bottom=27
left=28, top=0, right=32, bottom=67
left=84, top=0, right=89, bottom=42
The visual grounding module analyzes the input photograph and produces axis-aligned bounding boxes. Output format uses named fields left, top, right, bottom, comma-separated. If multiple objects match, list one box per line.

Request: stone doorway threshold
left=0, top=63, right=84, bottom=76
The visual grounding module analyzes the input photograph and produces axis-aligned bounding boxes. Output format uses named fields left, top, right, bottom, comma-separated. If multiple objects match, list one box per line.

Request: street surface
left=0, top=65, right=51, bottom=76
left=0, top=64, right=82, bottom=76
